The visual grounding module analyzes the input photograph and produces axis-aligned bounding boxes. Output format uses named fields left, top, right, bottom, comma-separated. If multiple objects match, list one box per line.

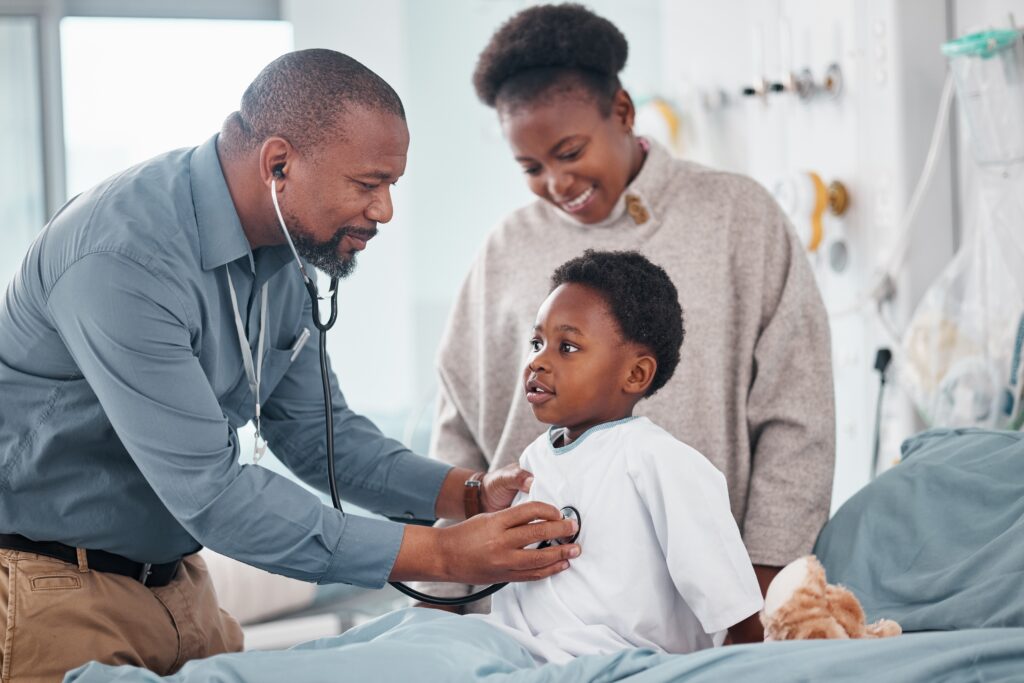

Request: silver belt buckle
left=138, top=562, right=153, bottom=585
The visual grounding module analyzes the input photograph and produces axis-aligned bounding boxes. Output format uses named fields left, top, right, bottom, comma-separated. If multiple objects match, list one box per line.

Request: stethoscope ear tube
left=306, top=281, right=507, bottom=606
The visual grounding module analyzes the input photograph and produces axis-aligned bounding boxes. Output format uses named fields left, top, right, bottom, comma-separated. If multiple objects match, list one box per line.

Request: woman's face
left=500, top=91, right=639, bottom=224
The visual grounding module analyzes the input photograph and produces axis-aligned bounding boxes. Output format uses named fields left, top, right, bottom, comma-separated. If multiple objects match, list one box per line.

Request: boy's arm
left=724, top=565, right=780, bottom=643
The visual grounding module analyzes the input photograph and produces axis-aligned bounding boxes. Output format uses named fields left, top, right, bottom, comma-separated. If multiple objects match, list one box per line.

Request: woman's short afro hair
left=551, top=250, right=684, bottom=398
left=473, top=3, right=628, bottom=112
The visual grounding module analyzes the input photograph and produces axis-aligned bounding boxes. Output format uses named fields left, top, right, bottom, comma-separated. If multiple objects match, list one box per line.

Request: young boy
left=475, top=250, right=763, bottom=664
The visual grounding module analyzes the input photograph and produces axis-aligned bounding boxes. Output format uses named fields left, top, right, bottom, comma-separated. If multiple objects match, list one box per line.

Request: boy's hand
left=480, top=464, right=534, bottom=512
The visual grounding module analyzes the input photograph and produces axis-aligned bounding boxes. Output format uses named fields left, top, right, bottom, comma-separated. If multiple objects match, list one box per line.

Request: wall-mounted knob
left=828, top=180, right=849, bottom=215
left=823, top=63, right=843, bottom=98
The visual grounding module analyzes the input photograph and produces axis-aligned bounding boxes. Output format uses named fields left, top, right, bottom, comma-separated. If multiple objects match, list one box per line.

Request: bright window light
left=60, top=17, right=293, bottom=198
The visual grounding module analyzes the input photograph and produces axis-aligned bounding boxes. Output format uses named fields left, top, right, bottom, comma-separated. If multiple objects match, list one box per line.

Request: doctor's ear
left=623, top=354, right=656, bottom=397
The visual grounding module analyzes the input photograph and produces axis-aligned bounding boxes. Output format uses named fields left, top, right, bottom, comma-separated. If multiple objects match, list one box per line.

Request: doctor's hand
left=390, top=502, right=580, bottom=585
left=480, top=464, right=534, bottom=512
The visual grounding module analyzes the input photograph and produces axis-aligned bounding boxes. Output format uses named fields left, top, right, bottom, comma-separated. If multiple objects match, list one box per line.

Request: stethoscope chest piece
left=556, top=505, right=582, bottom=545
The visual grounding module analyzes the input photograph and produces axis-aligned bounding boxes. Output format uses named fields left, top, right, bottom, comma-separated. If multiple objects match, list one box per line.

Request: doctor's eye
left=358, top=181, right=380, bottom=191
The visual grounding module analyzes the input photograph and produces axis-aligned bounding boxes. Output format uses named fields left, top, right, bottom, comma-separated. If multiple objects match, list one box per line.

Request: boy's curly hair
left=552, top=250, right=684, bottom=397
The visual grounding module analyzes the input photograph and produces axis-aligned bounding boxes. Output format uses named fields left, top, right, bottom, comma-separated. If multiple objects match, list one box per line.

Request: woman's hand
left=480, top=464, right=534, bottom=512
left=391, top=501, right=580, bottom=585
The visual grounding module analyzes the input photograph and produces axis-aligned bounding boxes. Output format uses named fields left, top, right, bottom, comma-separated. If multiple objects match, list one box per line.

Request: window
left=0, top=16, right=46, bottom=286
left=60, top=17, right=292, bottom=196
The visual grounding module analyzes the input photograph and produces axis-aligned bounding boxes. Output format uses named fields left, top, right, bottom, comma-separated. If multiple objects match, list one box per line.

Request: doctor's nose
left=366, top=188, right=394, bottom=224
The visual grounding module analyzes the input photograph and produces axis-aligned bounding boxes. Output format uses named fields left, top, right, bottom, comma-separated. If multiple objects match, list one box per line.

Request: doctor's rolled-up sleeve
left=46, top=252, right=410, bottom=587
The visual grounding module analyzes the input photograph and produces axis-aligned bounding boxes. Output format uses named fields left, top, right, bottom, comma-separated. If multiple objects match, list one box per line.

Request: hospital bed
left=67, top=427, right=1024, bottom=682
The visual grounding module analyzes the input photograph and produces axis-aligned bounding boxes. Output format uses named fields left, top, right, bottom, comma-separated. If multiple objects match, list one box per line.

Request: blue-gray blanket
left=67, top=608, right=1024, bottom=682
left=68, top=428, right=1024, bottom=682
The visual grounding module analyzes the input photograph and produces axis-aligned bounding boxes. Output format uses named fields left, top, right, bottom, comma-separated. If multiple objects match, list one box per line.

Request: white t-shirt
left=475, top=416, right=763, bottom=664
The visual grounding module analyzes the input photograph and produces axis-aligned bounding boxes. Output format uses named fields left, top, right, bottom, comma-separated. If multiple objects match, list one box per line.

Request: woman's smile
left=558, top=185, right=597, bottom=214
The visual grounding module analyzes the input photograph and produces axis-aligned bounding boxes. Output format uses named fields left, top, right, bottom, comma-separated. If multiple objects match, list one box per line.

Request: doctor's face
left=275, top=106, right=409, bottom=278
left=524, top=283, right=640, bottom=440
left=500, top=90, right=639, bottom=225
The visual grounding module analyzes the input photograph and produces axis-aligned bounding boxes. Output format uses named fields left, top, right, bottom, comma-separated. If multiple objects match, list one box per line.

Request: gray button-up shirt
left=0, top=135, right=451, bottom=588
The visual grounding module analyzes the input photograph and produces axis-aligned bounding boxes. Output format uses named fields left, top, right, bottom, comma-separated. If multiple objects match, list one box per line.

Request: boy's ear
left=623, top=354, right=657, bottom=397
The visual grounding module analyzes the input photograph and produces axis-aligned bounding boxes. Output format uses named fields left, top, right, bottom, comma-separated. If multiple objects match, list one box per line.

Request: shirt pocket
left=257, top=345, right=297, bottom=404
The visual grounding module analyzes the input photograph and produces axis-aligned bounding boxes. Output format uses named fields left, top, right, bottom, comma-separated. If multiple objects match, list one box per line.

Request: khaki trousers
left=0, top=549, right=243, bottom=683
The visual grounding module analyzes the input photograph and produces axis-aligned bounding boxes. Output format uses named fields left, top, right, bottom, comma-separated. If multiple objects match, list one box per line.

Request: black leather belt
left=0, top=534, right=180, bottom=587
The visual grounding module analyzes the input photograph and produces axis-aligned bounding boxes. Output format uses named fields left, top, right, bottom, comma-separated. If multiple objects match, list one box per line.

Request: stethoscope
left=267, top=170, right=580, bottom=605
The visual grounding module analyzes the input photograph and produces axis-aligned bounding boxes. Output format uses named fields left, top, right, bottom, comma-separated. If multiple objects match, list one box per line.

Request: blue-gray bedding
left=815, top=428, right=1024, bottom=630
left=66, top=428, right=1024, bottom=682
left=66, top=609, right=1024, bottom=683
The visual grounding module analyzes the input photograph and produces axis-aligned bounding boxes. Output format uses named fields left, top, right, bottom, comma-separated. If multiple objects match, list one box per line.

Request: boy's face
left=523, top=283, right=653, bottom=440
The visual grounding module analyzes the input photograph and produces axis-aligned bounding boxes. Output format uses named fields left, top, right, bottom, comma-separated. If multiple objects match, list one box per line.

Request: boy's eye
left=560, top=342, right=579, bottom=353
left=523, top=166, right=541, bottom=176
left=529, top=338, right=542, bottom=352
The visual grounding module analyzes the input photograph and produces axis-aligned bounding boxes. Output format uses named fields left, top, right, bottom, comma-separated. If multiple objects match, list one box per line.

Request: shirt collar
left=190, top=134, right=295, bottom=284
left=191, top=134, right=252, bottom=272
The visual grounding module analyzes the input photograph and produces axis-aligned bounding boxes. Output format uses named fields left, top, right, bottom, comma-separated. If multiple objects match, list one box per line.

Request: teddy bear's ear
left=764, top=556, right=817, bottom=616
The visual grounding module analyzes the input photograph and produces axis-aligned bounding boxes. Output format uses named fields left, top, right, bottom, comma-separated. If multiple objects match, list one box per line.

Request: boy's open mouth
left=525, top=377, right=556, bottom=406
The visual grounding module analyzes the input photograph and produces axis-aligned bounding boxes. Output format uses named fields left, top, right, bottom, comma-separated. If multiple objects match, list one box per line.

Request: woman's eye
left=523, top=166, right=541, bottom=176
left=560, top=342, right=579, bottom=353
left=558, top=148, right=582, bottom=161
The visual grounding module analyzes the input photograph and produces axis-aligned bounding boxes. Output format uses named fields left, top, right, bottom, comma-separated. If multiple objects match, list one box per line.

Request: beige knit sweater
left=422, top=140, right=835, bottom=604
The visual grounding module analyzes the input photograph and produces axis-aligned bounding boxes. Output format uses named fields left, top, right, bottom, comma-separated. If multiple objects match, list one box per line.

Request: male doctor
left=0, top=49, right=579, bottom=681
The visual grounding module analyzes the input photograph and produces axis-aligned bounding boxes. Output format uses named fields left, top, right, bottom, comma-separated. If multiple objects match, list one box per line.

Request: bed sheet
left=66, top=608, right=1024, bottom=683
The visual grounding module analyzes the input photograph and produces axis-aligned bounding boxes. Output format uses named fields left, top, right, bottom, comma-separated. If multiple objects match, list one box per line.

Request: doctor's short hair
left=473, top=3, right=628, bottom=114
left=551, top=250, right=684, bottom=398
left=226, top=49, right=405, bottom=155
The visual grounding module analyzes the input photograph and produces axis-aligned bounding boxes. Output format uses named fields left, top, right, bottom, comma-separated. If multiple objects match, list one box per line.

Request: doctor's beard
left=288, top=224, right=378, bottom=280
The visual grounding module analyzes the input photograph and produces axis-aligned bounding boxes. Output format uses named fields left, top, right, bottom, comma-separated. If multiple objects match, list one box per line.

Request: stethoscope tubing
left=273, top=176, right=564, bottom=606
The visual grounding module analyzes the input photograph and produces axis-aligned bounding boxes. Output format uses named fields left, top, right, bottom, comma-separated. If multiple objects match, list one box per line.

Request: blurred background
left=3, top=0, right=1023, bottom=648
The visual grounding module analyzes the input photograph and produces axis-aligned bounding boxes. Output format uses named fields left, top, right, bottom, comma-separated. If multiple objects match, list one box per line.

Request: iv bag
left=900, top=168, right=1024, bottom=429
left=902, top=30, right=1024, bottom=429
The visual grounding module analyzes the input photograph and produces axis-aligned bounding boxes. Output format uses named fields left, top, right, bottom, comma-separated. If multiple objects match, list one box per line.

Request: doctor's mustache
left=338, top=226, right=378, bottom=241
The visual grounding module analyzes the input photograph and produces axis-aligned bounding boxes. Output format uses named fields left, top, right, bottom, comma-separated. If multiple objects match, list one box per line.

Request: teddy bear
left=760, top=555, right=903, bottom=641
